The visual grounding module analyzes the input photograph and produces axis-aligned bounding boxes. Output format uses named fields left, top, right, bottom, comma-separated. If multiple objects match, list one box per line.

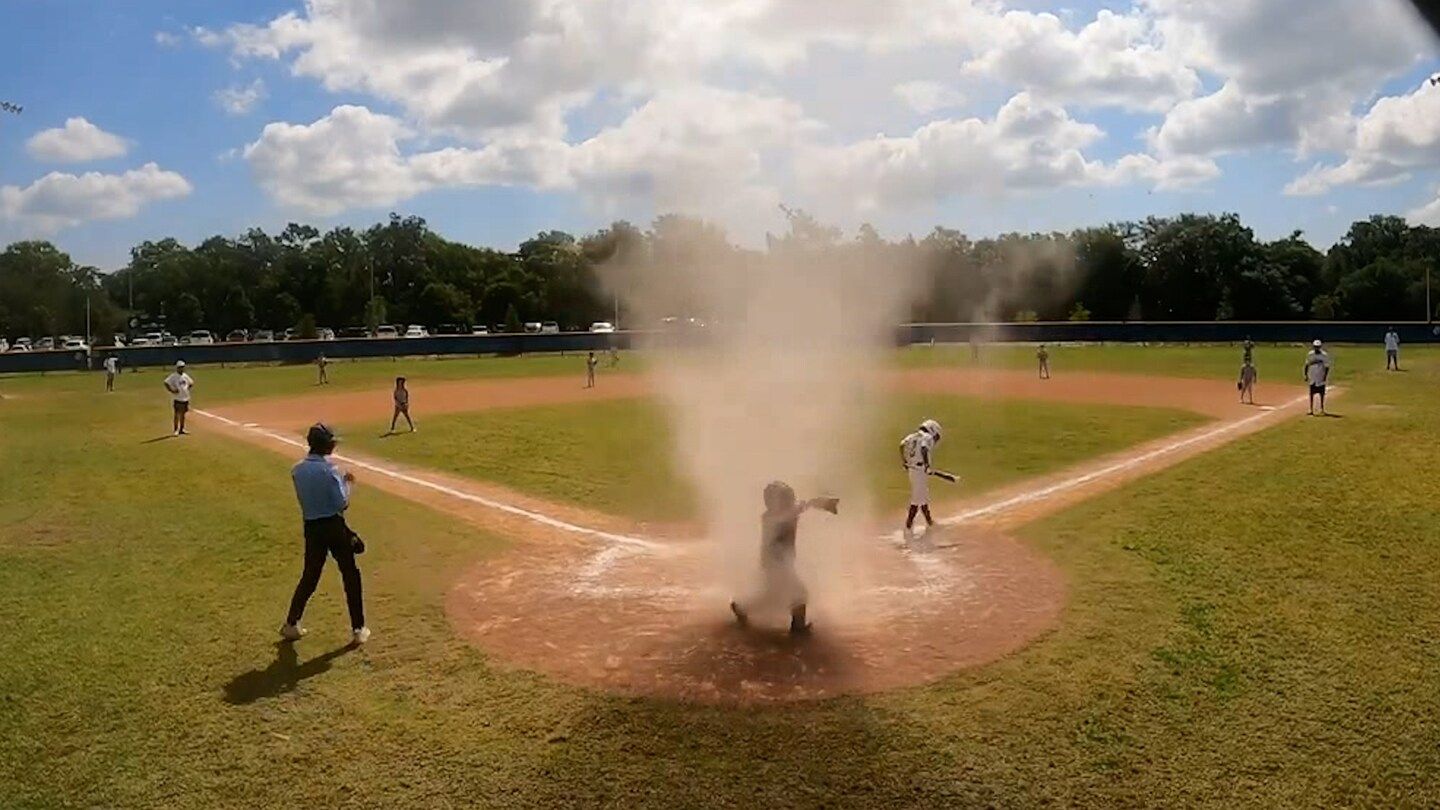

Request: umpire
left=280, top=423, right=370, bottom=646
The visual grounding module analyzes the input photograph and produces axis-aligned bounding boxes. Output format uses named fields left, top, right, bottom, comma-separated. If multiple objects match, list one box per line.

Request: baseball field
left=3, top=342, right=1438, bottom=807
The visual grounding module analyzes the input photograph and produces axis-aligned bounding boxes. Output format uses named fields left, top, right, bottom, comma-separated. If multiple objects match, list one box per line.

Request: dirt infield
left=210, top=367, right=1271, bottom=429
left=200, top=370, right=1309, bottom=703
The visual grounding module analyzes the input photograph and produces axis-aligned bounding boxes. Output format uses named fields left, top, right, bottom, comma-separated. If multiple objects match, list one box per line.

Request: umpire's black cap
left=306, top=422, right=339, bottom=452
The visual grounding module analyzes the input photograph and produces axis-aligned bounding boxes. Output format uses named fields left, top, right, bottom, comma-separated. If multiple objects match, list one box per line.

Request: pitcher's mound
left=447, top=528, right=1064, bottom=703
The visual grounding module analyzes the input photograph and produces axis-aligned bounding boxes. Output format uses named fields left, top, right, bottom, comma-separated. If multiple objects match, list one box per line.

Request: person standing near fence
left=1384, top=327, right=1400, bottom=371
left=1304, top=339, right=1332, bottom=416
left=1037, top=344, right=1051, bottom=380
left=280, top=423, right=369, bottom=646
left=103, top=355, right=119, bottom=392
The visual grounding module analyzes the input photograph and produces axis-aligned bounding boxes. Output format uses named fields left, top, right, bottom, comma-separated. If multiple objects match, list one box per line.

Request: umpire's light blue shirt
left=292, top=453, right=349, bottom=521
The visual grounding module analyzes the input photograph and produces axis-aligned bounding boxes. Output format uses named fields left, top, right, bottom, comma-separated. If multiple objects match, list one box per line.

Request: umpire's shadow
left=222, top=641, right=354, bottom=705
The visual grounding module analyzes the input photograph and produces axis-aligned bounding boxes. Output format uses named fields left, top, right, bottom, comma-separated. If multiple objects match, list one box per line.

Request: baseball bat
left=929, top=470, right=959, bottom=483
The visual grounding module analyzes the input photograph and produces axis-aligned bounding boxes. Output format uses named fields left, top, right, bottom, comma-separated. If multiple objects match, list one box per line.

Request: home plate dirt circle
left=445, top=528, right=1065, bottom=704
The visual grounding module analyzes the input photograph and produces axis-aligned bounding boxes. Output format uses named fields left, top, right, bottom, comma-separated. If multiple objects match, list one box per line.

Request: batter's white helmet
left=920, top=419, right=942, bottom=441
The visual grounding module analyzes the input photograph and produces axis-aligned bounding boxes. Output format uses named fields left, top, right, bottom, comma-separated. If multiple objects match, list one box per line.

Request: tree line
left=1, top=211, right=1435, bottom=343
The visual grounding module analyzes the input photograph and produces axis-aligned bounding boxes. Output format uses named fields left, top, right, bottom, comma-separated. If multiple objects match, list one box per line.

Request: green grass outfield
left=345, top=395, right=1203, bottom=522
left=2, top=345, right=1439, bottom=806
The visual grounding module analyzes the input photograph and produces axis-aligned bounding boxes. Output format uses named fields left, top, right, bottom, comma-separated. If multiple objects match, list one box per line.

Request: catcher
left=729, top=481, right=838, bottom=636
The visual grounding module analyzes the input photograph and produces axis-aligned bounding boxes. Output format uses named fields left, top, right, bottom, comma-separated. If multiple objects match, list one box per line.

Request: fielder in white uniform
left=1384, top=328, right=1400, bottom=371
left=163, top=361, right=195, bottom=436
left=900, top=419, right=942, bottom=539
left=1303, top=339, right=1332, bottom=416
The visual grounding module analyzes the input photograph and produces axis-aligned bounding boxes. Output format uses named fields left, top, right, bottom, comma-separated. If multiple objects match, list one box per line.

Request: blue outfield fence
left=898, top=321, right=1439, bottom=346
left=1, top=322, right=1434, bottom=374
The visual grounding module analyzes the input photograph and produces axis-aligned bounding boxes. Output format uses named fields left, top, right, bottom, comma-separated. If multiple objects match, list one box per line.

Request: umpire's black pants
left=286, top=515, right=365, bottom=630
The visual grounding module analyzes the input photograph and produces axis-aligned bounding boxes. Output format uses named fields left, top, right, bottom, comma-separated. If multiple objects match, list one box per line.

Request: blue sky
left=2, top=0, right=1438, bottom=270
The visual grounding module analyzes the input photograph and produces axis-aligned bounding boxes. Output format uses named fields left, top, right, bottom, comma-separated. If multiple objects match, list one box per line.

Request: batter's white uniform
left=901, top=430, right=935, bottom=505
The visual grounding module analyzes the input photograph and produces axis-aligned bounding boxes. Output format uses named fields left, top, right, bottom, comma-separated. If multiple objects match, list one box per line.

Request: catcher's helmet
left=763, top=480, right=796, bottom=511
left=920, top=419, right=942, bottom=442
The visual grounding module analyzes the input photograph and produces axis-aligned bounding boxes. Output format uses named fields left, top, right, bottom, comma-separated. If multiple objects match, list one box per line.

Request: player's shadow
left=140, top=434, right=175, bottom=444
left=222, top=641, right=354, bottom=705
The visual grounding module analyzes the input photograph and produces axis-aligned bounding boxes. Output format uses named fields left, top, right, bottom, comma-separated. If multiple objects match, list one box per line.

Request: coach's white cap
left=175, top=360, right=186, bottom=368
left=1312, top=339, right=1322, bottom=347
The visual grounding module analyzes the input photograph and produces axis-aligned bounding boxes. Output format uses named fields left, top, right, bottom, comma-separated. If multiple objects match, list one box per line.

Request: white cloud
left=214, top=79, right=267, bottom=115
left=1146, top=0, right=1433, bottom=157
left=894, top=81, right=965, bottom=114
left=244, top=91, right=808, bottom=222
left=960, top=9, right=1199, bottom=112
left=198, top=0, right=1440, bottom=227
left=1407, top=189, right=1440, bottom=226
left=242, top=104, right=567, bottom=215
left=0, top=163, right=192, bottom=234
left=154, top=30, right=182, bottom=47
left=798, top=93, right=1215, bottom=213
left=25, top=118, right=129, bottom=163
left=1286, top=82, right=1440, bottom=195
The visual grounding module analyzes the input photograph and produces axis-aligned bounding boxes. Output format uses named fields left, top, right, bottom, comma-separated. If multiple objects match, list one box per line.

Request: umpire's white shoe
left=279, top=623, right=306, bottom=641
left=351, top=626, right=371, bottom=645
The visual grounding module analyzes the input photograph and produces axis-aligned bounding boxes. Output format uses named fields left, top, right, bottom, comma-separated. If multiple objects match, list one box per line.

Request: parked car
left=523, top=322, right=542, bottom=334
left=9, top=342, right=30, bottom=352
left=434, top=323, right=466, bottom=336
left=253, top=329, right=275, bottom=342
left=159, top=332, right=178, bottom=346
left=471, top=324, right=490, bottom=335
left=224, top=329, right=248, bottom=342
left=35, top=337, right=55, bottom=351
left=589, top=321, right=615, bottom=334
left=374, top=325, right=399, bottom=339
left=0, top=338, right=8, bottom=352
left=317, top=327, right=336, bottom=341
left=404, top=325, right=429, bottom=338
left=339, top=326, right=370, bottom=339
left=61, top=337, right=89, bottom=351
left=189, top=330, right=215, bottom=345
left=14, top=337, right=32, bottom=350
left=541, top=321, right=560, bottom=334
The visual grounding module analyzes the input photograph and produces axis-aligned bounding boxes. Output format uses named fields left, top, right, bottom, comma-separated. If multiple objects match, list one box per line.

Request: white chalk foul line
left=193, top=408, right=663, bottom=552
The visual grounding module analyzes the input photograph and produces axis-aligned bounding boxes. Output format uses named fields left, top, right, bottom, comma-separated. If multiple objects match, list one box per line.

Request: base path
left=200, top=370, right=1311, bottom=703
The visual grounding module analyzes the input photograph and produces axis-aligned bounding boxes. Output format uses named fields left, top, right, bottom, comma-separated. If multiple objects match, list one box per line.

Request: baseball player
left=1384, top=327, right=1400, bottom=371
left=1237, top=359, right=1257, bottom=405
left=163, top=361, right=195, bottom=436
left=389, top=376, right=415, bottom=433
left=607, top=347, right=620, bottom=368
left=1242, top=337, right=1255, bottom=365
left=1303, top=339, right=1332, bottom=416
left=585, top=351, right=598, bottom=389
left=900, top=419, right=943, bottom=540
left=281, top=423, right=369, bottom=646
left=103, top=355, right=119, bottom=392
left=1037, top=345, right=1051, bottom=379
left=316, top=352, right=330, bottom=385
left=729, top=481, right=837, bottom=636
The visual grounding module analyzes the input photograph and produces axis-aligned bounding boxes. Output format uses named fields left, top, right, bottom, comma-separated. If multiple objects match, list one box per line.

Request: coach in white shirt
left=1303, top=340, right=1332, bottom=416
left=163, top=361, right=195, bottom=436
left=1384, top=327, right=1401, bottom=371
